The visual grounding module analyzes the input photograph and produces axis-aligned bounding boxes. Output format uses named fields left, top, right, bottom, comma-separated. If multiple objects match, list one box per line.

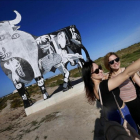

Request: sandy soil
left=0, top=78, right=105, bottom=140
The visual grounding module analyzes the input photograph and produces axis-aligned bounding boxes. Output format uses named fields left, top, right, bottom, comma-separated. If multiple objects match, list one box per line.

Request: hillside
left=95, top=42, right=140, bottom=72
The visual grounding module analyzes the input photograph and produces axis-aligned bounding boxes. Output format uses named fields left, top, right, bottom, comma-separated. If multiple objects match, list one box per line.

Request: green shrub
left=71, top=72, right=81, bottom=77
left=10, top=98, right=23, bottom=108
left=49, top=79, right=63, bottom=87
left=30, top=98, right=36, bottom=103
left=45, top=74, right=63, bottom=85
left=0, top=98, right=7, bottom=111
left=70, top=68, right=79, bottom=74
left=56, top=79, right=63, bottom=85
left=7, top=93, right=20, bottom=100
left=49, top=82, right=57, bottom=87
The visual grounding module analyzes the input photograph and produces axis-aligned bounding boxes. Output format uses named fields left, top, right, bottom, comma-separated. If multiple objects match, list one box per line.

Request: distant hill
left=94, top=42, right=140, bottom=72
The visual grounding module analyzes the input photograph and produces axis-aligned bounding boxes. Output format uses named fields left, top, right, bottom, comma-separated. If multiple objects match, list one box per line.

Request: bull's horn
left=9, top=10, right=21, bottom=25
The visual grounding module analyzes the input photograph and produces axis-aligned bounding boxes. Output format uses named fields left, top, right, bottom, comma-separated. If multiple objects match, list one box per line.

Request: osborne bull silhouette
left=0, top=10, right=90, bottom=108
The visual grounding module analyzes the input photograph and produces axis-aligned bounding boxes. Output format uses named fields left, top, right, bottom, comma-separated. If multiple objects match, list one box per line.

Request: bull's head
left=0, top=11, right=21, bottom=61
left=0, top=10, right=21, bottom=31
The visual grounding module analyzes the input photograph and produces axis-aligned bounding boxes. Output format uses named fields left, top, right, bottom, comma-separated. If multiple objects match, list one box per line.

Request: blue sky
left=0, top=0, right=140, bottom=97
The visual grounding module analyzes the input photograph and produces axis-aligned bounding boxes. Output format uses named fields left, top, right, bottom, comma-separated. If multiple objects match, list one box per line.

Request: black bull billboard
left=0, top=11, right=90, bottom=108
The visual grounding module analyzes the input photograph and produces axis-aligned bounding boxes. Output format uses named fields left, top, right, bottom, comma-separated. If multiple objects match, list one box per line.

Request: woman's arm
left=108, top=58, right=140, bottom=91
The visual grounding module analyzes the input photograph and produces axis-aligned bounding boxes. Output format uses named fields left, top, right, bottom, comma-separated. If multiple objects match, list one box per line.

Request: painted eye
left=0, top=35, right=5, bottom=41
left=12, top=33, right=20, bottom=39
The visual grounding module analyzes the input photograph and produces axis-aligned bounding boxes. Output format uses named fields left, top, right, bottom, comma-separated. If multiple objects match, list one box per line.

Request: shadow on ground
left=93, top=101, right=105, bottom=140
left=49, top=78, right=83, bottom=98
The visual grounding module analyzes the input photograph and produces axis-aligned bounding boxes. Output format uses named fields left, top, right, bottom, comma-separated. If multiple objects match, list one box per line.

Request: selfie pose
left=82, top=58, right=140, bottom=132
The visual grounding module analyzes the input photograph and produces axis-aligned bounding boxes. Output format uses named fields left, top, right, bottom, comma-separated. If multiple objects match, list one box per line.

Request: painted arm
left=36, top=35, right=50, bottom=44
left=4, top=62, right=20, bottom=85
left=63, top=53, right=83, bottom=65
left=66, top=53, right=83, bottom=60
left=108, top=58, right=140, bottom=91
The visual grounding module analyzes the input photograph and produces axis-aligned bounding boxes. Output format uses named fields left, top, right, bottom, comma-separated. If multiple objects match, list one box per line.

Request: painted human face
left=57, top=32, right=66, bottom=48
left=4, top=58, right=25, bottom=77
left=108, top=55, right=120, bottom=70
left=40, top=42, right=50, bottom=53
left=0, top=47, right=12, bottom=61
left=91, top=63, right=103, bottom=80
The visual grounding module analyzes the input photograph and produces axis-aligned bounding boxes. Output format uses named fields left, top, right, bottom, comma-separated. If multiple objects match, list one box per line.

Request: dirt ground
left=0, top=79, right=105, bottom=140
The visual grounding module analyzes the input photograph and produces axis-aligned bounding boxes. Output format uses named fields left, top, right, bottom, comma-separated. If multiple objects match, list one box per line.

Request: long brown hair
left=104, top=52, right=119, bottom=79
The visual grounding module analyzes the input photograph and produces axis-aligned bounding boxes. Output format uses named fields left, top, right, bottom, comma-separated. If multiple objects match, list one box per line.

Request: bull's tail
left=80, top=44, right=90, bottom=62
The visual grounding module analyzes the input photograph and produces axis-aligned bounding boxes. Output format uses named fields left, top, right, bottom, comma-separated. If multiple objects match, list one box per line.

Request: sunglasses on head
left=109, top=57, right=120, bottom=65
left=91, top=65, right=102, bottom=74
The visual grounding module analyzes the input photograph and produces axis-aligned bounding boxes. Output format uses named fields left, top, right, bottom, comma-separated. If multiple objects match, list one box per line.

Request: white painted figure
left=0, top=11, right=90, bottom=107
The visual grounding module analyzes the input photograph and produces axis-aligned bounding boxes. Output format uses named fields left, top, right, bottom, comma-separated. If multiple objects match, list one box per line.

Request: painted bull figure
left=0, top=11, right=90, bottom=108
left=36, top=25, right=90, bottom=91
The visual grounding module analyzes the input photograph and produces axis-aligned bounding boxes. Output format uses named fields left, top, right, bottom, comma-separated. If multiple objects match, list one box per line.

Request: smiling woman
left=82, top=58, right=140, bottom=133
left=104, top=52, right=140, bottom=134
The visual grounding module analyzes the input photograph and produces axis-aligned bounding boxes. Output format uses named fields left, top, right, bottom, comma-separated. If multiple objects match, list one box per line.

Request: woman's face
left=91, top=63, right=103, bottom=80
left=108, top=55, right=120, bottom=71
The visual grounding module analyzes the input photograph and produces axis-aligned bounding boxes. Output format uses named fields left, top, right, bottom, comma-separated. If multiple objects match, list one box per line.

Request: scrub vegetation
left=95, top=42, right=140, bottom=72
left=7, top=112, right=60, bottom=140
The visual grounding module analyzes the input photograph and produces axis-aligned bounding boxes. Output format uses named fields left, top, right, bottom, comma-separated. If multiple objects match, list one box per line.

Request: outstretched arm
left=108, top=58, right=140, bottom=91
left=67, top=53, right=83, bottom=59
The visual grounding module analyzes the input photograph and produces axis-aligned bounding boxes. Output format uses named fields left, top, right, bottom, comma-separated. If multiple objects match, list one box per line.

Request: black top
left=99, top=80, right=123, bottom=111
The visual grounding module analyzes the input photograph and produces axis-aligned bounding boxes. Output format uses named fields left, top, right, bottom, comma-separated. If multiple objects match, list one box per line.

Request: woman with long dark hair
left=82, top=59, right=140, bottom=132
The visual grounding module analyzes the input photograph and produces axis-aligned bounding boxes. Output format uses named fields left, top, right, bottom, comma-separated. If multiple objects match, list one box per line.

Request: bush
left=71, top=72, right=81, bottom=77
left=10, top=98, right=23, bottom=109
left=56, top=79, right=63, bottom=85
left=7, top=93, right=20, bottom=100
left=49, top=79, right=63, bottom=87
left=0, top=98, right=7, bottom=111
left=45, top=74, right=63, bottom=85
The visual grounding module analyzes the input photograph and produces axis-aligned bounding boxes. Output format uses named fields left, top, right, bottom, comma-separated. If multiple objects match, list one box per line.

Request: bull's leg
left=25, top=88, right=34, bottom=105
left=80, top=45, right=91, bottom=62
left=68, top=79, right=73, bottom=89
left=75, top=59, right=83, bottom=68
left=58, top=64, right=71, bottom=92
left=15, top=83, right=31, bottom=108
left=35, top=76, right=49, bottom=100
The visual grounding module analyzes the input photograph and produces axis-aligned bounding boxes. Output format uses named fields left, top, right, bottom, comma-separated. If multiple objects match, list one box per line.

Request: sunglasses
left=109, top=57, right=120, bottom=65
left=91, top=65, right=102, bottom=74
